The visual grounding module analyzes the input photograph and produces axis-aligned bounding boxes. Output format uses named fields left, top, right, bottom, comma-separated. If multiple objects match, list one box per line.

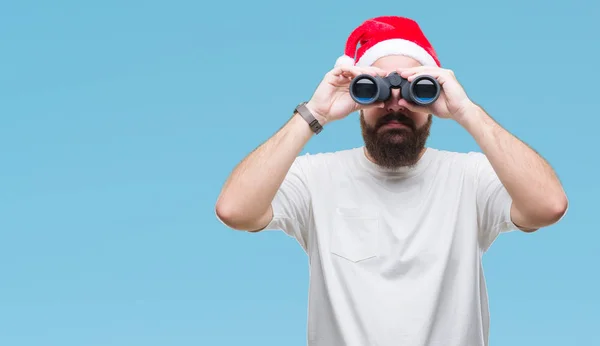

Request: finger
left=352, top=99, right=386, bottom=113
left=334, top=65, right=385, bottom=79
left=363, top=66, right=389, bottom=77
left=336, top=66, right=361, bottom=77
left=331, top=66, right=358, bottom=77
left=401, top=67, right=454, bottom=84
left=397, top=65, right=430, bottom=77
left=329, top=73, right=352, bottom=87
left=330, top=66, right=347, bottom=76
left=399, top=67, right=449, bottom=83
left=341, top=70, right=355, bottom=79
left=363, top=101, right=386, bottom=110
left=405, top=69, right=441, bottom=82
left=328, top=68, right=354, bottom=86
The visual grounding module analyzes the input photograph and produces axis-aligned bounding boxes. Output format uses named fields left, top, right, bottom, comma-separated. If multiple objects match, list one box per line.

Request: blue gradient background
left=1, top=0, right=598, bottom=345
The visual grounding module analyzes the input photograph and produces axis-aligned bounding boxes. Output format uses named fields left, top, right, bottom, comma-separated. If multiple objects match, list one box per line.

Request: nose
left=384, top=88, right=404, bottom=112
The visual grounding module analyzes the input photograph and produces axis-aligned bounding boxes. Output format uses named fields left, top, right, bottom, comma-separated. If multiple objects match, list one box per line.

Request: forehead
left=370, top=55, right=422, bottom=73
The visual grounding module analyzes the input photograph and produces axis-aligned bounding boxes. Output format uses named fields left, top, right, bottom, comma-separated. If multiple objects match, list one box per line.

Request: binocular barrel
left=349, top=72, right=441, bottom=106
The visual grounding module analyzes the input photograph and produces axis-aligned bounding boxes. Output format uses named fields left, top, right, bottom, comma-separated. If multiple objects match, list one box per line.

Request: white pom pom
left=334, top=55, right=355, bottom=67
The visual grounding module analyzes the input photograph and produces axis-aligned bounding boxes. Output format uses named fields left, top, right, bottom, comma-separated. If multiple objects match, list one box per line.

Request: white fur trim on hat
left=334, top=54, right=355, bottom=67
left=355, top=38, right=437, bottom=67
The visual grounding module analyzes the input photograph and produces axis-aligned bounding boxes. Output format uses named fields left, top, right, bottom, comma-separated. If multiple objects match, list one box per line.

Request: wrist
left=305, top=101, right=328, bottom=127
left=453, top=101, right=482, bottom=128
left=291, top=111, right=319, bottom=137
left=455, top=102, right=497, bottom=141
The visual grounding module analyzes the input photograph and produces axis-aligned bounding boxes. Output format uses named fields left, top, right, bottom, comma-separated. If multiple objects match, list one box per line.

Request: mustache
left=376, top=112, right=416, bottom=131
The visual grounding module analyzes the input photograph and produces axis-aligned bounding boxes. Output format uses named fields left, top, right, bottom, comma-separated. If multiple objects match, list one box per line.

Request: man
left=215, top=16, right=568, bottom=346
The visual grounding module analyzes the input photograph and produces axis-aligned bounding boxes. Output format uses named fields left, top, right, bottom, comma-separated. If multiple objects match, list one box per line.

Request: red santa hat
left=335, top=16, right=441, bottom=68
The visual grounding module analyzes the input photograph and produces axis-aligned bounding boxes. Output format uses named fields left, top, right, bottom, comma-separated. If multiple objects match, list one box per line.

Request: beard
left=360, top=111, right=432, bottom=169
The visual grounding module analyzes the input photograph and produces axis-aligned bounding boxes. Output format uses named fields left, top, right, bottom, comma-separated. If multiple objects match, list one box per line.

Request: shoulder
left=428, top=147, right=487, bottom=165
left=293, top=147, right=362, bottom=169
left=285, top=147, right=362, bottom=187
left=427, top=146, right=481, bottom=160
left=425, top=147, right=491, bottom=179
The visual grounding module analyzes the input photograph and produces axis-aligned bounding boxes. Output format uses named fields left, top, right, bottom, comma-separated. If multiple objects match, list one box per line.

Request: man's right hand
left=305, top=65, right=389, bottom=126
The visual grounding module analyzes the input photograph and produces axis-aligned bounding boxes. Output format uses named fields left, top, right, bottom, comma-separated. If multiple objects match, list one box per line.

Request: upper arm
left=259, top=155, right=313, bottom=251
left=472, top=152, right=519, bottom=251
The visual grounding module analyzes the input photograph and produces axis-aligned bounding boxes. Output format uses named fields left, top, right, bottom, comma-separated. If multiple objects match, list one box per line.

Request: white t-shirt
left=263, top=146, right=519, bottom=346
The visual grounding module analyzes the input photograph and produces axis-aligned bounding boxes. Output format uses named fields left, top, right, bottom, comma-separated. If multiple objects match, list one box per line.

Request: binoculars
left=349, top=72, right=440, bottom=106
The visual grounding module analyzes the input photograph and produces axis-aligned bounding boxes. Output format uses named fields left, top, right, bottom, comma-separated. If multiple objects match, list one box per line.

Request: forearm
left=457, top=103, right=568, bottom=227
left=216, top=112, right=315, bottom=230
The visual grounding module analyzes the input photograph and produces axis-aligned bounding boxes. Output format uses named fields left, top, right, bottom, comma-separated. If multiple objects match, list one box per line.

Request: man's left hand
left=396, top=66, right=475, bottom=122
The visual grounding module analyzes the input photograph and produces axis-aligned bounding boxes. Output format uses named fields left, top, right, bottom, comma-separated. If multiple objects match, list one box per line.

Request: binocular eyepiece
left=349, top=72, right=441, bottom=106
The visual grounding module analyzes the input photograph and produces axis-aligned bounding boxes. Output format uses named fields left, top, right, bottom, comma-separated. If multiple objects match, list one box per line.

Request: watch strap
left=295, top=102, right=323, bottom=134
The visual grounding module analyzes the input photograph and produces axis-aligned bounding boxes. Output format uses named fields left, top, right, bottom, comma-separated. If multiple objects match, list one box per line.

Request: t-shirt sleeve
left=471, top=152, right=519, bottom=251
left=262, top=154, right=312, bottom=252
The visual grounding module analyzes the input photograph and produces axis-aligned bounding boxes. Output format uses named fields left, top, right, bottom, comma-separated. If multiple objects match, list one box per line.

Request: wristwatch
left=295, top=102, right=323, bottom=134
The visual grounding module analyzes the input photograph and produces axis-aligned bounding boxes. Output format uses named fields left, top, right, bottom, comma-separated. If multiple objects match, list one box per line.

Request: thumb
left=357, top=100, right=386, bottom=112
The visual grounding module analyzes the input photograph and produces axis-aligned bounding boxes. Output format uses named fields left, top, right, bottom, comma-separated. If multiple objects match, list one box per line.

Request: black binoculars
left=349, top=72, right=440, bottom=106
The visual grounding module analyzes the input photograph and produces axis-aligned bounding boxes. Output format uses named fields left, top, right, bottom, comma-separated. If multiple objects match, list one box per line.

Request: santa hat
left=335, top=16, right=441, bottom=68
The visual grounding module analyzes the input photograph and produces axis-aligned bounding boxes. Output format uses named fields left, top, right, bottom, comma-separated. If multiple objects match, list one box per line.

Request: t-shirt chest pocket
left=329, top=207, right=381, bottom=262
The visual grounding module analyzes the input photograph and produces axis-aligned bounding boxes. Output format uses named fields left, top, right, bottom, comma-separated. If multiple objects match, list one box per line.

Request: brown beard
left=360, top=111, right=432, bottom=169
